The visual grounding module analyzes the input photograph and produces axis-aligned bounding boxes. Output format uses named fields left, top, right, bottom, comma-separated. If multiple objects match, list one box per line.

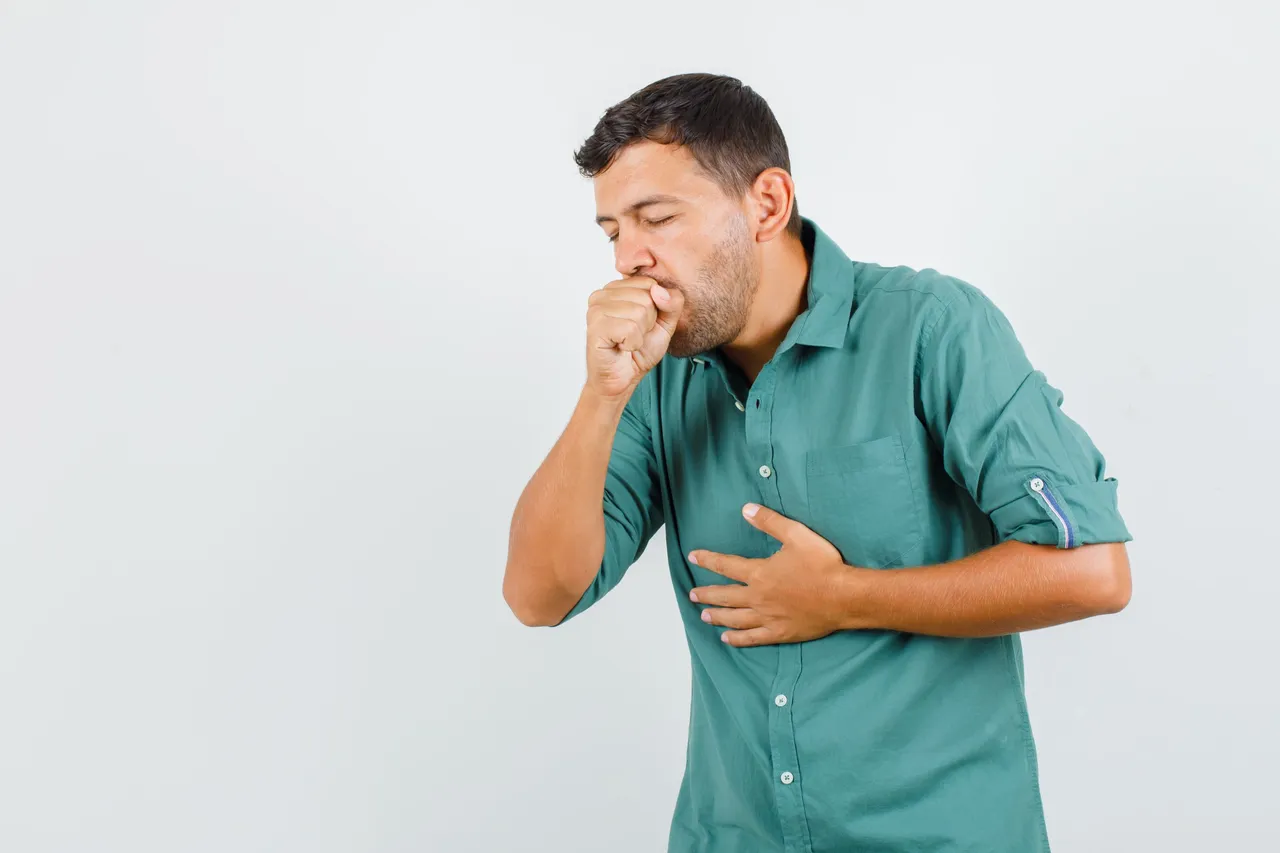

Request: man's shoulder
left=855, top=261, right=993, bottom=318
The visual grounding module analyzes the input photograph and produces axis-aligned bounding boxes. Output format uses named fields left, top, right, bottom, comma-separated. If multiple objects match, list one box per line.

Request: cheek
left=673, top=288, right=698, bottom=317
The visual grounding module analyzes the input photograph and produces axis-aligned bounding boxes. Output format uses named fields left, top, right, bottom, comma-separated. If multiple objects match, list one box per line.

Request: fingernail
left=701, top=610, right=711, bottom=622
left=653, top=284, right=669, bottom=301
left=689, top=590, right=698, bottom=602
left=743, top=503, right=759, bottom=518
left=688, top=551, right=698, bottom=565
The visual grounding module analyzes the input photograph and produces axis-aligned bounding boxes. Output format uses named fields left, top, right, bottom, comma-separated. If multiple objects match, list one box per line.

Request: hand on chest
left=666, top=397, right=926, bottom=573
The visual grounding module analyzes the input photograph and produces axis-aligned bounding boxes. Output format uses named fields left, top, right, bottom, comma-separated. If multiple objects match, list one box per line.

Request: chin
left=665, top=331, right=696, bottom=358
left=667, top=316, right=729, bottom=360
left=667, top=335, right=716, bottom=360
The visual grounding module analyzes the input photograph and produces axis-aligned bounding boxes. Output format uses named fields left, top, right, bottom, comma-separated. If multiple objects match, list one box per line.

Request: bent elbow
left=1086, top=542, right=1132, bottom=615
left=505, top=595, right=546, bottom=627
left=503, top=582, right=548, bottom=627
left=503, top=570, right=571, bottom=628
left=1097, top=572, right=1131, bottom=614
left=1109, top=570, right=1132, bottom=613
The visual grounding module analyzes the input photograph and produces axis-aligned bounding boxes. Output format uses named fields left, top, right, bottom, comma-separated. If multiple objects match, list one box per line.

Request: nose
left=613, top=230, right=655, bottom=278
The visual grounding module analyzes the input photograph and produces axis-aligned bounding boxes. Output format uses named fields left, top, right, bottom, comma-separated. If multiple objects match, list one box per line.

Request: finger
left=587, top=286, right=662, bottom=310
left=742, top=503, right=811, bottom=545
left=605, top=299, right=658, bottom=330
left=586, top=298, right=657, bottom=334
left=721, top=627, right=776, bottom=648
left=649, top=283, right=684, bottom=337
left=701, top=606, right=763, bottom=629
left=688, top=550, right=755, bottom=583
left=592, top=315, right=646, bottom=353
left=688, top=582, right=750, bottom=607
left=602, top=275, right=658, bottom=292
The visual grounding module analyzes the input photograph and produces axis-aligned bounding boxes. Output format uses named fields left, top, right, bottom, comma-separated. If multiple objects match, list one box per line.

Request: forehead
left=592, top=141, right=720, bottom=216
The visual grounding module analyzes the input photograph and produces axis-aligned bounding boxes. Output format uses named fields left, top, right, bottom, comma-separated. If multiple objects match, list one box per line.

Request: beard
left=661, top=217, right=760, bottom=359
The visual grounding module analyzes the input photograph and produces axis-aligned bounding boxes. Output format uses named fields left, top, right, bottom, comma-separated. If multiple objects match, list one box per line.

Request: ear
left=746, top=167, right=797, bottom=243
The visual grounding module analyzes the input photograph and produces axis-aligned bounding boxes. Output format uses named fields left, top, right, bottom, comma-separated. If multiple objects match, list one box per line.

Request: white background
left=2, top=2, right=1276, bottom=851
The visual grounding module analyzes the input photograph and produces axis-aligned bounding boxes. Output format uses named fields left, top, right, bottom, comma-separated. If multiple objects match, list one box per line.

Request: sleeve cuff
left=991, top=478, right=1132, bottom=548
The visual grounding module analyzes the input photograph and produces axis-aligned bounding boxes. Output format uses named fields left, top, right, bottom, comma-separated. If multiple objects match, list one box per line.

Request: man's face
left=594, top=141, right=760, bottom=358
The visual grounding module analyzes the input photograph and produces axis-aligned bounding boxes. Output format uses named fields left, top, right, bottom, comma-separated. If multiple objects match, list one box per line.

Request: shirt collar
left=685, top=216, right=856, bottom=372
left=789, top=215, right=857, bottom=349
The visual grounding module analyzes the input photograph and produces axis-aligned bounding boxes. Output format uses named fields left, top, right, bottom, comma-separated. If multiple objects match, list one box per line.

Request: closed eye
left=607, top=215, right=677, bottom=243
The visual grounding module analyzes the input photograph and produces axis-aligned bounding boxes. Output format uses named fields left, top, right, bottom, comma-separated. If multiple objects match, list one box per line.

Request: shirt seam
left=1003, top=635, right=1053, bottom=851
left=914, top=289, right=963, bottom=383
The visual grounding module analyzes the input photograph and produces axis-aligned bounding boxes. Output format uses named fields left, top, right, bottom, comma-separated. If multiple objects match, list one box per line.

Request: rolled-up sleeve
left=554, top=373, right=665, bottom=625
left=915, top=285, right=1131, bottom=549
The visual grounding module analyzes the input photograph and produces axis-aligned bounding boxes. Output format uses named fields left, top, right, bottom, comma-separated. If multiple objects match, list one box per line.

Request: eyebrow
left=595, top=194, right=683, bottom=225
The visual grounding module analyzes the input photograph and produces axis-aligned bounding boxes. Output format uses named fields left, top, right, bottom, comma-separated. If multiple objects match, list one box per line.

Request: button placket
left=747, top=358, right=812, bottom=852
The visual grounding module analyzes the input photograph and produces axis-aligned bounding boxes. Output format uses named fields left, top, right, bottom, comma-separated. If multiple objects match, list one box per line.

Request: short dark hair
left=574, top=73, right=802, bottom=239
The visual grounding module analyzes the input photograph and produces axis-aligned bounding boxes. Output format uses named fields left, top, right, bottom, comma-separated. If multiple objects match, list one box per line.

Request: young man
left=503, top=72, right=1132, bottom=853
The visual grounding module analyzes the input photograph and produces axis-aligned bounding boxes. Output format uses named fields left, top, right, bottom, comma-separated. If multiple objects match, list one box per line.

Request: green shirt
left=555, top=216, right=1131, bottom=852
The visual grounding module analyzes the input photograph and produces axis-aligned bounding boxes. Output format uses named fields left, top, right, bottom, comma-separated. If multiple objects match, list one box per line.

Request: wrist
left=835, top=564, right=880, bottom=632
left=579, top=383, right=632, bottom=422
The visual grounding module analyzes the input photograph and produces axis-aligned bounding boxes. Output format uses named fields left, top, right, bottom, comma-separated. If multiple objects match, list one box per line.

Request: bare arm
left=503, top=274, right=684, bottom=627
left=687, top=505, right=1130, bottom=647
left=837, top=540, right=1131, bottom=637
left=502, top=384, right=631, bottom=627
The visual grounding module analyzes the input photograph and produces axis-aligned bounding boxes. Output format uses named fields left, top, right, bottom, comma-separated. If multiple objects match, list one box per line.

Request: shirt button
left=735, top=400, right=746, bottom=412
left=780, top=771, right=794, bottom=784
left=1030, top=477, right=1044, bottom=491
left=758, top=465, right=772, bottom=478
left=774, top=694, right=787, bottom=707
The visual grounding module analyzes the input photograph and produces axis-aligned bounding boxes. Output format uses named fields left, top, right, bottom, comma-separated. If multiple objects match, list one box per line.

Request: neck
left=720, top=230, right=811, bottom=383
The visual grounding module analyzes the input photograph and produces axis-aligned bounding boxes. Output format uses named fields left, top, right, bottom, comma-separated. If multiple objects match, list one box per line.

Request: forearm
left=503, top=384, right=631, bottom=625
left=838, top=540, right=1131, bottom=637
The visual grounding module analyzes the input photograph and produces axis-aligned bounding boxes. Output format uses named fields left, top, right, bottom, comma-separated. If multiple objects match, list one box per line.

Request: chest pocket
left=804, top=434, right=922, bottom=569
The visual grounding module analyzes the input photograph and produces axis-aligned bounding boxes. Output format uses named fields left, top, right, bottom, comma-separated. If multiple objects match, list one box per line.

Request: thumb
left=742, top=502, right=806, bottom=545
left=651, top=283, right=684, bottom=335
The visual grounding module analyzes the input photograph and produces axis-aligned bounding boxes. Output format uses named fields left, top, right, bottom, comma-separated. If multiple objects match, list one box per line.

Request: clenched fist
left=585, top=276, right=685, bottom=399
